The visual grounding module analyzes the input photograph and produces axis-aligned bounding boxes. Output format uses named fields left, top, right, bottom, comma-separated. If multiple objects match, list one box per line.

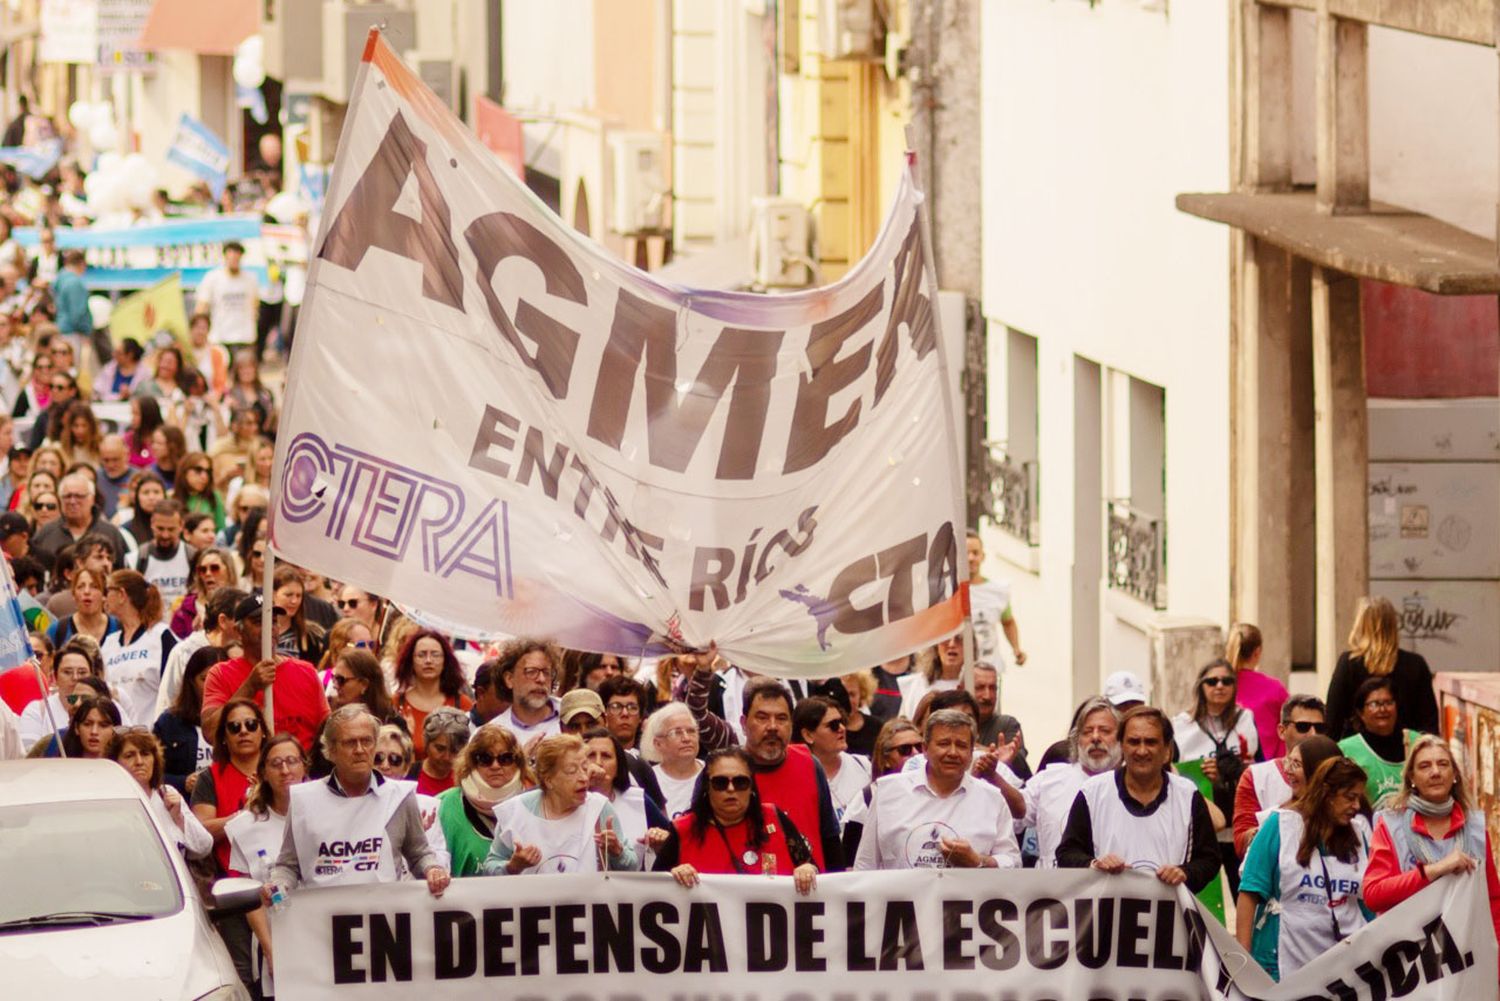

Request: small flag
left=108, top=273, right=190, bottom=351
left=0, top=560, right=35, bottom=672
left=166, top=114, right=230, bottom=199
left=0, top=139, right=63, bottom=180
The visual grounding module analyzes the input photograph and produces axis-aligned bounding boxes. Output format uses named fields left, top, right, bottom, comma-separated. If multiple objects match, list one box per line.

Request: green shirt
left=436, top=785, right=496, bottom=877
left=1338, top=730, right=1418, bottom=810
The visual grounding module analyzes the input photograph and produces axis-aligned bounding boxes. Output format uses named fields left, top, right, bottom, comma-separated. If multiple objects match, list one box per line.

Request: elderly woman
left=640, top=702, right=703, bottom=819
left=108, top=728, right=212, bottom=860
left=435, top=724, right=534, bottom=876
left=1364, top=734, right=1500, bottom=949
left=416, top=706, right=471, bottom=796
left=652, top=747, right=817, bottom=893
left=583, top=726, right=670, bottom=869
left=1236, top=757, right=1374, bottom=981
left=374, top=723, right=415, bottom=782
left=481, top=734, right=637, bottom=875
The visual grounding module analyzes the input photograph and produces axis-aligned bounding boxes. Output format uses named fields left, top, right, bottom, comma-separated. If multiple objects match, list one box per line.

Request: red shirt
left=202, top=655, right=330, bottom=754
left=752, top=744, right=825, bottom=869
left=416, top=768, right=455, bottom=797
left=205, top=761, right=253, bottom=872
left=674, top=805, right=797, bottom=875
left=1365, top=805, right=1500, bottom=951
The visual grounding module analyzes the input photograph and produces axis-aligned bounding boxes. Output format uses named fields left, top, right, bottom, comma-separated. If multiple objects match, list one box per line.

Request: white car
left=0, top=759, right=259, bottom=1000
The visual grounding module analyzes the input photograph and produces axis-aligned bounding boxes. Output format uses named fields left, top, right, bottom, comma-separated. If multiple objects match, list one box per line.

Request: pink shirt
left=1236, top=668, right=1289, bottom=759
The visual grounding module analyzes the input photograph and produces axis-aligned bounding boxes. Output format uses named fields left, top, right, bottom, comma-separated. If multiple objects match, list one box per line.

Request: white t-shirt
left=853, top=768, right=1022, bottom=870
left=826, top=752, right=873, bottom=824
left=652, top=761, right=702, bottom=819
left=968, top=578, right=1012, bottom=665
left=196, top=266, right=259, bottom=346
left=18, top=692, right=67, bottom=749
left=1022, top=762, right=1096, bottom=868
left=1172, top=709, right=1260, bottom=763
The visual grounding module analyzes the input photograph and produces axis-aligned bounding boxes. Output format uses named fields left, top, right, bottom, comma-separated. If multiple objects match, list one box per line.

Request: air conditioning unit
left=322, top=2, right=416, bottom=104
left=818, top=0, right=881, bottom=61
left=607, top=131, right=667, bottom=235
left=750, top=197, right=812, bottom=289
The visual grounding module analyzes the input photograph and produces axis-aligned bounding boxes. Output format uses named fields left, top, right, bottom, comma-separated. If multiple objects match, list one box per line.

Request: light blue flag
left=0, top=559, right=35, bottom=672
left=166, top=113, right=231, bottom=199
left=0, top=138, right=63, bottom=180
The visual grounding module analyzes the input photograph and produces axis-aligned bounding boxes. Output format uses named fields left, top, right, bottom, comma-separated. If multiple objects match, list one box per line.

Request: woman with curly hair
left=393, top=628, right=472, bottom=760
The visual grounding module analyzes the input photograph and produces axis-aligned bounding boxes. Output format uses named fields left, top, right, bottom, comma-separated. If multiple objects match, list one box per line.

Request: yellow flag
left=107, top=273, right=190, bottom=351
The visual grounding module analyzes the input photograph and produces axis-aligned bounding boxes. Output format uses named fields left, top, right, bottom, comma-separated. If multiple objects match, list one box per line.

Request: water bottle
left=258, top=849, right=288, bottom=911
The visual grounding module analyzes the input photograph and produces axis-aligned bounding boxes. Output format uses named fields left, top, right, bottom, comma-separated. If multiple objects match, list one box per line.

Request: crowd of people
left=0, top=225, right=1492, bottom=992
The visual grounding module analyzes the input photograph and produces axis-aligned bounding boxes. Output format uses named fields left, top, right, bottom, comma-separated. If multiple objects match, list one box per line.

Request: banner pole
left=262, top=534, right=275, bottom=733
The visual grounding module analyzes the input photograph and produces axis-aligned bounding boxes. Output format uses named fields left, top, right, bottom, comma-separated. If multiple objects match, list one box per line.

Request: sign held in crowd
left=272, top=32, right=966, bottom=676
left=272, top=868, right=1497, bottom=1000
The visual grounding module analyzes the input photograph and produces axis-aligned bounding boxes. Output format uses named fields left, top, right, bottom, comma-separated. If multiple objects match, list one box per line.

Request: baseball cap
left=0, top=512, right=28, bottom=539
left=559, top=688, right=605, bottom=723
left=234, top=592, right=287, bottom=621
left=7, top=444, right=32, bottom=460
left=1102, top=670, right=1147, bottom=707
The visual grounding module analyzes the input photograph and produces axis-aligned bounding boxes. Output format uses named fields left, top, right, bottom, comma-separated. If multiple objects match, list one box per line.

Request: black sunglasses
left=329, top=674, right=355, bottom=688
left=708, top=775, right=753, bottom=792
left=33, top=501, right=56, bottom=510
left=337, top=598, right=361, bottom=609
left=226, top=718, right=261, bottom=735
left=472, top=750, right=517, bottom=768
left=824, top=718, right=846, bottom=732
left=1202, top=677, right=1236, bottom=688
left=891, top=742, right=923, bottom=758
left=1290, top=720, right=1329, bottom=735
left=373, top=752, right=405, bottom=767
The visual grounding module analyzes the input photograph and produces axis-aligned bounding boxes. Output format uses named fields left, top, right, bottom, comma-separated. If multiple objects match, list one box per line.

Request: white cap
left=1102, top=670, right=1147, bottom=706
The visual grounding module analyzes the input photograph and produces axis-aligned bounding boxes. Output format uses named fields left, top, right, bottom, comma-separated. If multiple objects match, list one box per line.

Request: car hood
left=0, top=904, right=235, bottom=1000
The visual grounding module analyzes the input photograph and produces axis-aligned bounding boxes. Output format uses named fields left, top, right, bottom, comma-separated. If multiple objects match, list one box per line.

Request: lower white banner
left=271, top=870, right=1497, bottom=1000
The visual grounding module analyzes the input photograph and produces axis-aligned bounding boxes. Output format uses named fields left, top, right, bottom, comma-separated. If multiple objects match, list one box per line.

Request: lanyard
left=712, top=820, right=753, bottom=874
left=1316, top=850, right=1344, bottom=941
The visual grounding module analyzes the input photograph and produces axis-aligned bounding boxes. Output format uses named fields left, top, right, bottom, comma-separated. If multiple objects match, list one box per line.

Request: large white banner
left=272, top=33, right=966, bottom=675
left=271, top=869, right=1497, bottom=1000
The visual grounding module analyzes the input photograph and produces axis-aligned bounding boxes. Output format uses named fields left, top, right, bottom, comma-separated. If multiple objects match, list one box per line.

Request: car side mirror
left=208, top=876, right=263, bottom=918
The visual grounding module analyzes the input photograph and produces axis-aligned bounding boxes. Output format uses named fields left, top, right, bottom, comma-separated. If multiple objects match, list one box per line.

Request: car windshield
left=0, top=799, right=183, bottom=927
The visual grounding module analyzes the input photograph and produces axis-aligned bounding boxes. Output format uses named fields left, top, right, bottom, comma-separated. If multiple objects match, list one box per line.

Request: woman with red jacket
left=653, top=747, right=817, bottom=894
left=1363, top=734, right=1500, bottom=951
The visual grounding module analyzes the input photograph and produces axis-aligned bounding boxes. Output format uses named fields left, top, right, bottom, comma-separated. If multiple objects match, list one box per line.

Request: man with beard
left=1232, top=695, right=1329, bottom=855
left=854, top=708, right=1022, bottom=870
left=740, top=676, right=844, bottom=871
left=973, top=661, right=1028, bottom=778
left=1020, top=697, right=1120, bottom=868
left=494, top=640, right=562, bottom=743
left=1056, top=706, right=1220, bottom=890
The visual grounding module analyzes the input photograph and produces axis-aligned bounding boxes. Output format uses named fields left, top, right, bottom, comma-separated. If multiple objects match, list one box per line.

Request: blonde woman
left=1325, top=597, right=1436, bottom=740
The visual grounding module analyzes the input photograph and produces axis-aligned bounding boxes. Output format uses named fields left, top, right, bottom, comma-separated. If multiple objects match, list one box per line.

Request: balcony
left=1107, top=499, right=1166, bottom=610
left=975, top=442, right=1038, bottom=547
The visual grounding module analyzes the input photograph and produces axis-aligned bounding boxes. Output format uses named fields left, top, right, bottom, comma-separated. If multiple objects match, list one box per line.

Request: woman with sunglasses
left=317, top=617, right=375, bottom=685
left=839, top=718, right=925, bottom=861
left=108, top=728, right=213, bottom=860
left=172, top=450, right=225, bottom=532
left=794, top=695, right=871, bottom=825
left=226, top=734, right=307, bottom=998
left=153, top=645, right=225, bottom=795
left=191, top=696, right=268, bottom=873
left=640, top=702, right=703, bottom=819
left=1236, top=757, right=1373, bottom=981
left=168, top=545, right=240, bottom=639
left=436, top=723, right=536, bottom=876
left=652, top=747, right=817, bottom=894
left=17, top=636, right=102, bottom=750
left=481, top=733, right=638, bottom=875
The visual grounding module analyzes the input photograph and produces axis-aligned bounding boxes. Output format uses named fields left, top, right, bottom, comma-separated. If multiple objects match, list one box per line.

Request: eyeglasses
left=1289, top=721, right=1329, bottom=734
left=413, top=650, right=445, bottom=661
left=353, top=640, right=375, bottom=649
left=708, top=775, right=753, bottom=792
left=823, top=718, right=846, bottom=732
left=471, top=750, right=517, bottom=768
left=50, top=382, right=70, bottom=392
left=516, top=666, right=552, bottom=682
left=890, top=741, right=923, bottom=758
left=606, top=702, right=640, bottom=716
left=60, top=492, right=90, bottom=501
left=337, top=598, right=362, bottom=610
left=198, top=563, right=224, bottom=575
left=330, top=673, right=356, bottom=688
left=372, top=752, right=405, bottom=767
left=265, top=755, right=302, bottom=771
left=661, top=726, right=697, bottom=741
left=32, top=501, right=56, bottom=511
left=225, top=718, right=262, bottom=736
left=1202, top=677, right=1236, bottom=688
left=1364, top=699, right=1396, bottom=711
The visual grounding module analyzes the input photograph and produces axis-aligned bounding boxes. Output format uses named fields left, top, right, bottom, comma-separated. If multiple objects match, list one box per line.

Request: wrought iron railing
left=1107, top=499, right=1166, bottom=609
left=974, top=442, right=1038, bottom=545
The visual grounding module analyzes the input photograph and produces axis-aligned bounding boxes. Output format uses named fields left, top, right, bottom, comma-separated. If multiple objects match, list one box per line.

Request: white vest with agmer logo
left=1079, top=770, right=1197, bottom=870
left=289, top=776, right=409, bottom=887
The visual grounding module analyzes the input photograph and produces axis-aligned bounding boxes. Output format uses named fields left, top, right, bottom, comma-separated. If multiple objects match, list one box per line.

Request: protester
left=108, top=728, right=213, bottom=859
left=270, top=564, right=325, bottom=663
left=374, top=724, right=415, bottom=782
left=560, top=650, right=625, bottom=693
left=435, top=723, right=535, bottom=877
left=853, top=708, right=1021, bottom=870
left=493, top=637, right=561, bottom=742
left=192, top=697, right=270, bottom=874
left=173, top=450, right=224, bottom=530
left=39, top=688, right=119, bottom=757
left=268, top=705, right=451, bottom=896
left=393, top=628, right=472, bottom=760
left=971, top=661, right=1027, bottom=776
left=1172, top=657, right=1260, bottom=892
left=1021, top=697, right=1120, bottom=869
left=226, top=734, right=307, bottom=999
left=1232, top=695, right=1329, bottom=856
left=965, top=529, right=1026, bottom=669
left=317, top=616, right=374, bottom=678
left=201, top=592, right=329, bottom=753
left=897, top=636, right=963, bottom=719
left=559, top=687, right=605, bottom=735
left=1337, top=677, right=1419, bottom=809
left=835, top=670, right=880, bottom=757
left=1325, top=596, right=1438, bottom=740
left=415, top=706, right=470, bottom=796
left=33, top=471, right=126, bottom=567
left=469, top=660, right=507, bottom=725
left=1236, top=757, right=1374, bottom=981
left=640, top=701, right=704, bottom=818
left=599, top=673, right=646, bottom=750
left=99, top=568, right=176, bottom=725
left=327, top=648, right=395, bottom=718
left=153, top=645, right=224, bottom=794
left=583, top=726, right=670, bottom=869
left=135, top=498, right=193, bottom=618
left=481, top=734, right=638, bottom=875
left=159, top=585, right=244, bottom=712
left=1057, top=706, right=1220, bottom=890
left=16, top=635, right=101, bottom=748
left=1224, top=623, right=1289, bottom=759
left=794, top=695, right=870, bottom=825
left=1364, top=734, right=1500, bottom=947
left=739, top=676, right=844, bottom=871
left=646, top=746, right=815, bottom=893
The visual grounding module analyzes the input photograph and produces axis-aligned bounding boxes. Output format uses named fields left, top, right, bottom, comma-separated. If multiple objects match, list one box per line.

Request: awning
left=139, top=0, right=258, bottom=56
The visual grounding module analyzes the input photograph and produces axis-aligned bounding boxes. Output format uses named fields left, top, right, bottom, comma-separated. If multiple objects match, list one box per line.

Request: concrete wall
left=980, top=0, right=1232, bottom=741
left=500, top=0, right=595, bottom=116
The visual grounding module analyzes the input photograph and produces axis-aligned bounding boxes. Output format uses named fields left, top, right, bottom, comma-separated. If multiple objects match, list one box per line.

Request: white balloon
left=96, top=151, right=123, bottom=176
left=67, top=101, right=92, bottom=130
left=87, top=295, right=113, bottom=331
left=89, top=119, right=118, bottom=152
left=234, top=36, right=265, bottom=89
